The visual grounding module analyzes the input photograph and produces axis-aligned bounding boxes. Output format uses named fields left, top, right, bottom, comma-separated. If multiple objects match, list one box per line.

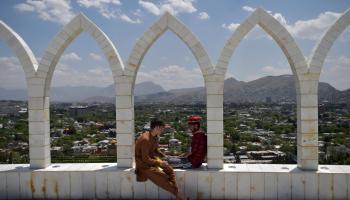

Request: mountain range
left=134, top=75, right=350, bottom=104
left=0, top=75, right=349, bottom=104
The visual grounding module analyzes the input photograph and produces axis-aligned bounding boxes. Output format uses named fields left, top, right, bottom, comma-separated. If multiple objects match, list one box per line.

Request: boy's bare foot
left=175, top=192, right=188, bottom=200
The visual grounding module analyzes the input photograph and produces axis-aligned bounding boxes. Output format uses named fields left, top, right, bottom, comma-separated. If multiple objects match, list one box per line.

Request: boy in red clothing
left=182, top=116, right=207, bottom=168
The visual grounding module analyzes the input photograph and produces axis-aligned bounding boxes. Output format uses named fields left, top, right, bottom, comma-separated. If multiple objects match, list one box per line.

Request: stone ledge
left=0, top=163, right=349, bottom=173
left=0, top=163, right=349, bottom=199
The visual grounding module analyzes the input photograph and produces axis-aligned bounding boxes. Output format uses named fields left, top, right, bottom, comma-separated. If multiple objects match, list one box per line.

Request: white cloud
left=222, top=23, right=240, bottom=32
left=139, top=0, right=161, bottom=15
left=241, top=6, right=287, bottom=25
left=222, top=8, right=268, bottom=39
left=61, top=52, right=81, bottom=61
left=272, top=13, right=287, bottom=25
left=261, top=65, right=291, bottom=76
left=133, top=9, right=143, bottom=17
left=0, top=55, right=113, bottom=89
left=244, top=65, right=292, bottom=82
left=222, top=23, right=273, bottom=41
left=120, top=14, right=142, bottom=24
left=14, top=0, right=75, bottom=25
left=14, top=3, right=35, bottom=12
left=77, top=0, right=121, bottom=8
left=222, top=6, right=346, bottom=41
left=139, top=0, right=197, bottom=16
left=242, top=6, right=255, bottom=12
left=222, top=6, right=287, bottom=40
left=0, top=53, right=109, bottom=88
left=321, top=55, right=350, bottom=90
left=77, top=0, right=141, bottom=24
left=77, top=0, right=120, bottom=19
left=136, top=65, right=204, bottom=90
left=52, top=63, right=113, bottom=87
left=89, top=53, right=103, bottom=61
left=287, top=11, right=341, bottom=40
left=0, top=57, right=26, bottom=89
left=51, top=51, right=113, bottom=87
left=225, top=71, right=235, bottom=79
left=197, top=12, right=209, bottom=20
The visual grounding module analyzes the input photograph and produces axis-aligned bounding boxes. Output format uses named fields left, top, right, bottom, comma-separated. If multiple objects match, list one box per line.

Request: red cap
left=188, top=116, right=201, bottom=124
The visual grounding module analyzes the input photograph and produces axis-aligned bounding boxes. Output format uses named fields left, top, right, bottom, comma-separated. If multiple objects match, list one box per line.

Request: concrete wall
left=1, top=164, right=349, bottom=199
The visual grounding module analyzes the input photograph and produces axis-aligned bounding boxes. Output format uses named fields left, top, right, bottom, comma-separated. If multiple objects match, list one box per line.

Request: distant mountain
left=81, top=96, right=113, bottom=104
left=0, top=75, right=349, bottom=104
left=134, top=81, right=166, bottom=96
left=50, top=85, right=114, bottom=102
left=0, top=88, right=27, bottom=101
left=135, top=86, right=205, bottom=104
left=134, top=75, right=350, bottom=104
left=0, top=81, right=165, bottom=103
left=82, top=81, right=166, bottom=103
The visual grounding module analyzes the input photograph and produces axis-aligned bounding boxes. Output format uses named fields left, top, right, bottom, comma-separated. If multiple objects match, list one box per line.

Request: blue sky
left=0, top=0, right=350, bottom=91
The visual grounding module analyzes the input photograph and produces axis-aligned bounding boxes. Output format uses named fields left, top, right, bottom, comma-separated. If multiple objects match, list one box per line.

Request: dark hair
left=150, top=118, right=164, bottom=129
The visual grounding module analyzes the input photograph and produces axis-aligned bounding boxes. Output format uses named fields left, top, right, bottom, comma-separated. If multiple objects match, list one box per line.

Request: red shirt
left=188, top=129, right=207, bottom=168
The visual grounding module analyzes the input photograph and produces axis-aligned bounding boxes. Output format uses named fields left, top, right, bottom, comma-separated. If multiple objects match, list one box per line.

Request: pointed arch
left=309, top=8, right=350, bottom=75
left=0, top=20, right=37, bottom=81
left=126, top=12, right=214, bottom=93
left=37, top=13, right=125, bottom=97
left=216, top=8, right=312, bottom=169
left=216, top=8, right=307, bottom=79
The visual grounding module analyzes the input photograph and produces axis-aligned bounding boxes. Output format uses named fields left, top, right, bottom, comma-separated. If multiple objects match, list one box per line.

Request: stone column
left=205, top=75, right=224, bottom=169
left=116, top=75, right=134, bottom=168
left=28, top=82, right=51, bottom=168
left=297, top=74, right=319, bottom=170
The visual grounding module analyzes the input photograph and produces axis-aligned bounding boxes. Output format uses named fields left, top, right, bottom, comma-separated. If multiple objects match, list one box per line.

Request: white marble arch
left=0, top=20, right=41, bottom=167
left=38, top=13, right=124, bottom=98
left=116, top=12, right=216, bottom=168
left=294, top=7, right=350, bottom=170
left=126, top=11, right=213, bottom=88
left=0, top=20, right=37, bottom=83
left=28, top=13, right=125, bottom=168
left=216, top=8, right=319, bottom=169
left=216, top=8, right=307, bottom=78
left=309, top=8, right=350, bottom=75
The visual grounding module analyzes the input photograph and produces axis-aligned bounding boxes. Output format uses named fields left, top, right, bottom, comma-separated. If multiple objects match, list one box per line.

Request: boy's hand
left=181, top=152, right=191, bottom=158
left=179, top=152, right=187, bottom=157
left=160, top=161, right=169, bottom=168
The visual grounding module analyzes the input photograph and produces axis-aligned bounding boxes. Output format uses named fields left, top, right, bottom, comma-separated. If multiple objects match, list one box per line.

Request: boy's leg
left=143, top=167, right=179, bottom=196
left=160, top=164, right=177, bottom=184
left=181, top=157, right=192, bottom=169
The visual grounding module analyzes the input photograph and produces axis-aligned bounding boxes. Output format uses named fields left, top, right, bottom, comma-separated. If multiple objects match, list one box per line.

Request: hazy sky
left=0, top=0, right=350, bottom=90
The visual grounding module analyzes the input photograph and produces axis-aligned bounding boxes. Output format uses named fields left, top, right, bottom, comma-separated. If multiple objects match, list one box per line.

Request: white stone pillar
left=205, top=76, right=224, bottom=169
left=116, top=75, right=134, bottom=168
left=297, top=74, right=319, bottom=170
left=28, top=80, right=51, bottom=168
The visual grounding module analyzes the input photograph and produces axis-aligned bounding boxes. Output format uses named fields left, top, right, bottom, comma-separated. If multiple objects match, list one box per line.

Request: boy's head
left=150, top=118, right=165, bottom=136
left=188, top=116, right=201, bottom=132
